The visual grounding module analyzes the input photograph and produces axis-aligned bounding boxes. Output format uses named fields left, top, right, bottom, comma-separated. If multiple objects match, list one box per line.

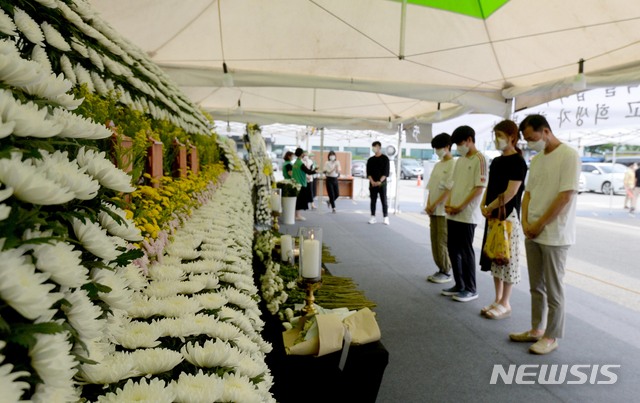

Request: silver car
left=581, top=163, right=626, bottom=194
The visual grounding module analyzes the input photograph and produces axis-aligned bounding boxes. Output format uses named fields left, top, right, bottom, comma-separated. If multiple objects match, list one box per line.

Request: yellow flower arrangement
left=129, top=163, right=226, bottom=240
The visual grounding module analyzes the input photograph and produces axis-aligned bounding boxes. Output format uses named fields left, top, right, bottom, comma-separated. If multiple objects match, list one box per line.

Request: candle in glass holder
left=280, top=235, right=293, bottom=262
left=301, top=237, right=321, bottom=278
left=270, top=189, right=282, bottom=212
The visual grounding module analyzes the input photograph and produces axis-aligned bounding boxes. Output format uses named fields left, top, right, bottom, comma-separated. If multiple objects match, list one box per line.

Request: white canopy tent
left=89, top=0, right=640, bottom=134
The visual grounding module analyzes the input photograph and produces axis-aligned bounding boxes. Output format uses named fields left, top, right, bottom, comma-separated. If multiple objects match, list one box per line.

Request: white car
left=581, top=163, right=626, bottom=194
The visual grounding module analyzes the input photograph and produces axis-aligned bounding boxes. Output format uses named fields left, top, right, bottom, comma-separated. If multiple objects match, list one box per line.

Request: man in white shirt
left=442, top=126, right=487, bottom=302
left=509, top=114, right=580, bottom=355
left=425, top=133, right=456, bottom=284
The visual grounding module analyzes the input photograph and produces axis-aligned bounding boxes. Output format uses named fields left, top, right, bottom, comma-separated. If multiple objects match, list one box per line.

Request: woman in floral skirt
left=479, top=120, right=528, bottom=319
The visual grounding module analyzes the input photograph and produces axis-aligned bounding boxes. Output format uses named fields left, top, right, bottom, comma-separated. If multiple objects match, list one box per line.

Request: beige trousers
left=524, top=239, right=570, bottom=339
left=429, top=215, right=451, bottom=274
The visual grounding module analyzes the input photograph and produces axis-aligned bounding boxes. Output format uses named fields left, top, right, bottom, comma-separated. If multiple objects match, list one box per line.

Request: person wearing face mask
left=509, top=114, right=580, bottom=355
left=323, top=151, right=341, bottom=213
left=366, top=141, right=390, bottom=225
left=292, top=148, right=318, bottom=221
left=303, top=154, right=317, bottom=209
left=478, top=120, right=528, bottom=320
left=425, top=133, right=455, bottom=284
left=442, top=126, right=487, bottom=303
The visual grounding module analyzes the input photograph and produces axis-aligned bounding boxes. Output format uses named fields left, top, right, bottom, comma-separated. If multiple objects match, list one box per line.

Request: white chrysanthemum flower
left=88, top=47, right=104, bottom=71
left=32, top=382, right=81, bottom=403
left=79, top=351, right=135, bottom=384
left=72, top=217, right=119, bottom=261
left=221, top=372, right=263, bottom=403
left=29, top=332, right=77, bottom=388
left=22, top=72, right=77, bottom=106
left=76, top=147, right=135, bottom=193
left=192, top=291, right=227, bottom=310
left=144, top=280, right=180, bottom=298
left=0, top=247, right=61, bottom=319
left=0, top=9, right=16, bottom=36
left=156, top=295, right=202, bottom=318
left=98, top=203, right=142, bottom=241
left=126, top=294, right=157, bottom=319
left=148, top=263, right=185, bottom=281
left=41, top=21, right=70, bottom=51
left=0, top=341, right=31, bottom=402
left=116, top=264, right=148, bottom=291
left=0, top=41, right=41, bottom=87
left=97, top=378, right=173, bottom=403
left=35, top=0, right=57, bottom=7
left=0, top=91, right=63, bottom=137
left=91, top=268, right=133, bottom=310
left=70, top=38, right=89, bottom=58
left=31, top=45, right=52, bottom=73
left=62, top=289, right=105, bottom=341
left=234, top=334, right=262, bottom=355
left=130, top=348, right=183, bottom=375
left=32, top=239, right=87, bottom=287
left=221, top=287, right=258, bottom=311
left=181, top=339, right=239, bottom=368
left=33, top=150, right=100, bottom=200
left=52, top=108, right=111, bottom=140
left=13, top=8, right=44, bottom=45
left=73, top=63, right=94, bottom=92
left=170, top=370, right=224, bottom=403
left=115, top=321, right=162, bottom=349
left=237, top=354, right=267, bottom=379
left=59, top=55, right=76, bottom=84
left=91, top=71, right=108, bottom=95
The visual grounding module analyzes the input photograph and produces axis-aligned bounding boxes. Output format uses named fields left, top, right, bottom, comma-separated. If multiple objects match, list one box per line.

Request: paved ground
left=281, top=177, right=640, bottom=402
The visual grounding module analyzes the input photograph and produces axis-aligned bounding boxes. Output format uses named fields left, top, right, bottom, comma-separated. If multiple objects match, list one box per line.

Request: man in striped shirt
left=442, top=126, right=488, bottom=302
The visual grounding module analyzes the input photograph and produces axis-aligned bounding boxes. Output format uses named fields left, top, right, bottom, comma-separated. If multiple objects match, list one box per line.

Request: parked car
left=351, top=160, right=366, bottom=177
left=581, top=163, right=626, bottom=194
left=578, top=172, right=587, bottom=194
left=399, top=159, right=424, bottom=179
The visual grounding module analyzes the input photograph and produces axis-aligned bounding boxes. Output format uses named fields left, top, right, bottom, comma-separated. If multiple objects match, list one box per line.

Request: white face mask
left=456, top=143, right=469, bottom=156
left=527, top=139, right=545, bottom=152
left=495, top=138, right=508, bottom=151
left=435, top=148, right=447, bottom=159
left=329, top=155, right=336, bottom=161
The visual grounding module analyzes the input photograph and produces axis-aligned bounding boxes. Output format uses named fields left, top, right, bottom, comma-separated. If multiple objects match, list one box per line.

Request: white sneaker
left=383, top=217, right=389, bottom=225
left=368, top=217, right=377, bottom=224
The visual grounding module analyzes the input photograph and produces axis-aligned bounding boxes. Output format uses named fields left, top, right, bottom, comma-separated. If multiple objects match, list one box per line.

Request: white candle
left=271, top=193, right=281, bottom=212
left=301, top=239, right=321, bottom=278
left=280, top=235, right=293, bottom=262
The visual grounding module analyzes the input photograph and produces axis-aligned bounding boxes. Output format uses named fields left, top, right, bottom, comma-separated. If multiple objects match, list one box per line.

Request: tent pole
left=609, top=144, right=617, bottom=214
left=399, top=0, right=407, bottom=60
left=318, top=127, right=326, bottom=210
left=394, top=124, right=403, bottom=214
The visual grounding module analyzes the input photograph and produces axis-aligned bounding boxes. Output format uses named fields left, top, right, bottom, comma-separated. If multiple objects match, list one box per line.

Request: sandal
left=485, top=304, right=511, bottom=320
left=480, top=302, right=499, bottom=316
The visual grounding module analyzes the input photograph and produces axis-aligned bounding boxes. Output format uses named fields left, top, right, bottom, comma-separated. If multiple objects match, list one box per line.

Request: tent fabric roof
left=90, top=0, right=640, bottom=132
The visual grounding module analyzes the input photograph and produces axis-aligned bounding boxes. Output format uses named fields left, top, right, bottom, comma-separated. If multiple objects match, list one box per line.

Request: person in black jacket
left=366, top=141, right=390, bottom=225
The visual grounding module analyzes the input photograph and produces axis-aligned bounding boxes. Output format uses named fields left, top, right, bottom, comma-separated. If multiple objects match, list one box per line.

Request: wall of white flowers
left=0, top=0, right=275, bottom=401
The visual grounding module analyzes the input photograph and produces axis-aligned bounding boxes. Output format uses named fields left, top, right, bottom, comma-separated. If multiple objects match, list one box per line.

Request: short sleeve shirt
left=485, top=154, right=528, bottom=219
left=448, top=152, right=488, bottom=224
left=525, top=144, right=581, bottom=246
left=426, top=158, right=456, bottom=216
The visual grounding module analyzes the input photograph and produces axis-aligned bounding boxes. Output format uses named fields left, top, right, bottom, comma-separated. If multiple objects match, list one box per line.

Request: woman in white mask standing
left=323, top=151, right=341, bottom=212
left=479, top=120, right=528, bottom=320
